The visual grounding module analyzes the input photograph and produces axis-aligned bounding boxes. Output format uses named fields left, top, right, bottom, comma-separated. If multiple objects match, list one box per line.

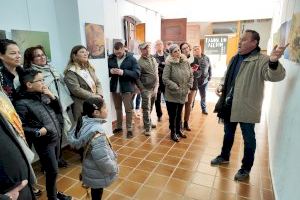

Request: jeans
left=91, top=188, right=103, bottom=200
left=34, top=143, right=58, bottom=200
left=198, top=82, right=208, bottom=111
left=220, top=122, right=256, bottom=171
left=166, top=101, right=184, bottom=132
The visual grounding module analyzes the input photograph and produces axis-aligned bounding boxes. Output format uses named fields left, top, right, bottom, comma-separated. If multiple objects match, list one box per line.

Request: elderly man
left=153, top=40, right=168, bottom=122
left=211, top=30, right=288, bottom=181
left=136, top=42, right=159, bottom=136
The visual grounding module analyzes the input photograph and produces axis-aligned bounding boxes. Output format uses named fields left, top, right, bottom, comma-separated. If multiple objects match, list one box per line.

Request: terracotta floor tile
left=118, top=165, right=134, bottom=178
left=56, top=176, right=76, bottom=191
left=144, top=173, right=169, bottom=188
left=125, top=140, right=142, bottom=148
left=136, top=160, right=157, bottom=172
left=167, top=148, right=186, bottom=158
left=127, top=169, right=150, bottom=184
left=178, top=159, right=198, bottom=171
left=213, top=177, right=237, bottom=194
left=153, top=145, right=170, bottom=154
left=161, top=155, right=181, bottom=166
left=165, top=178, right=188, bottom=195
left=140, top=143, right=156, bottom=151
left=263, top=189, right=275, bottom=200
left=64, top=182, right=87, bottom=199
left=134, top=185, right=161, bottom=200
left=210, top=189, right=236, bottom=200
left=197, top=162, right=217, bottom=176
left=106, top=193, right=131, bottom=200
left=236, top=183, right=261, bottom=200
left=116, top=180, right=141, bottom=197
left=216, top=167, right=237, bottom=180
left=192, top=172, right=215, bottom=187
left=65, top=166, right=82, bottom=180
left=158, top=192, right=183, bottom=200
left=117, top=154, right=128, bottom=164
left=185, top=183, right=211, bottom=200
left=172, top=142, right=190, bottom=150
left=130, top=149, right=149, bottom=159
left=117, top=146, right=136, bottom=155
left=106, top=177, right=124, bottom=191
left=172, top=168, right=194, bottom=181
left=154, top=164, right=175, bottom=177
left=120, top=157, right=142, bottom=168
left=145, top=152, right=165, bottom=162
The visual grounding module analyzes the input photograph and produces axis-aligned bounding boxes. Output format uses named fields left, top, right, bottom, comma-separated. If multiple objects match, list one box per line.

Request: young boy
left=15, top=69, right=72, bottom=200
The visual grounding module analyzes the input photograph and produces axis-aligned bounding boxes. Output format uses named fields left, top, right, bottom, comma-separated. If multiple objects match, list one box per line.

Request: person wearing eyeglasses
left=162, top=44, right=193, bottom=142
left=23, top=46, right=74, bottom=170
left=0, top=39, right=23, bottom=103
left=15, top=68, right=73, bottom=200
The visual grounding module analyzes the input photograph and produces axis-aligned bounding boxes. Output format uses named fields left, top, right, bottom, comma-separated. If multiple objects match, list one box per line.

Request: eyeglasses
left=172, top=49, right=180, bottom=53
left=31, top=78, right=44, bottom=83
left=34, top=54, right=46, bottom=59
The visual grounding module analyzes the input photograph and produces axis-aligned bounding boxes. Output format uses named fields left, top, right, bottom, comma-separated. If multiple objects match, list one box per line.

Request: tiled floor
left=34, top=101, right=275, bottom=200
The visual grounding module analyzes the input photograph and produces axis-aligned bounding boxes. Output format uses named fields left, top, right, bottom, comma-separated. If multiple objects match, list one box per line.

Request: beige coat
left=222, top=53, right=286, bottom=123
left=64, top=65, right=103, bottom=121
left=163, top=55, right=193, bottom=104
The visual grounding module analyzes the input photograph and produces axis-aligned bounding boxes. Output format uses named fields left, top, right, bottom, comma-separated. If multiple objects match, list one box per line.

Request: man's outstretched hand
left=270, top=44, right=289, bottom=62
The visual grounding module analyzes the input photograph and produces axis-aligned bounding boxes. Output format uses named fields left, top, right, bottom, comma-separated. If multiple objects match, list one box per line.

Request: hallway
left=34, top=99, right=275, bottom=200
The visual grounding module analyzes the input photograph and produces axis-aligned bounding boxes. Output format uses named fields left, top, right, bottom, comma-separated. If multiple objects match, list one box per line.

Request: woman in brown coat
left=163, top=44, right=193, bottom=142
left=64, top=45, right=103, bottom=122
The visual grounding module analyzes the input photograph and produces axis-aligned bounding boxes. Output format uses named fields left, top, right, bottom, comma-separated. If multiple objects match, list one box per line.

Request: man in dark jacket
left=108, top=42, right=140, bottom=138
left=15, top=69, right=72, bottom=200
left=0, top=87, right=35, bottom=200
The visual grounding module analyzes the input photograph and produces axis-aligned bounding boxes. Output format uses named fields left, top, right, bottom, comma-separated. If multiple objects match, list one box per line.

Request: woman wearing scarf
left=23, top=45, right=74, bottom=168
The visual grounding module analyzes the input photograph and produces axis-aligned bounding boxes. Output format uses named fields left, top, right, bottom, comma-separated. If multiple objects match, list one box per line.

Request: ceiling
left=127, top=0, right=278, bottom=22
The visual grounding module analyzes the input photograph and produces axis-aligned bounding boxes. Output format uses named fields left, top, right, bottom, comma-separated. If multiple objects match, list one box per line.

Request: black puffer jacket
left=15, top=91, right=62, bottom=146
left=108, top=52, right=140, bottom=93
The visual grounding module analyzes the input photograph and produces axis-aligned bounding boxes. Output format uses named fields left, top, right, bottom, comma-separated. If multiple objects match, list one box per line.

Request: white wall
left=266, top=0, right=300, bottom=199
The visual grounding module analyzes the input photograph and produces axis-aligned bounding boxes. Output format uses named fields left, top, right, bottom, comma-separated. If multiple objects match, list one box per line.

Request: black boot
left=183, top=121, right=191, bottom=131
left=176, top=130, right=187, bottom=138
left=170, top=131, right=180, bottom=142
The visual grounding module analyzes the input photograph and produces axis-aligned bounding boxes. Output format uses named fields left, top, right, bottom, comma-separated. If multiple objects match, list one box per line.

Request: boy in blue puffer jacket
left=68, top=97, right=118, bottom=200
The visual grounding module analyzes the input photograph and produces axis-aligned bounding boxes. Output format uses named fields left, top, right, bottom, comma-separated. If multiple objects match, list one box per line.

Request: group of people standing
left=108, top=40, right=212, bottom=142
left=0, top=40, right=116, bottom=200
left=0, top=28, right=288, bottom=200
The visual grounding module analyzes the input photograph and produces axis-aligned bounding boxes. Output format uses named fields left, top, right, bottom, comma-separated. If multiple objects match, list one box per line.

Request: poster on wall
left=85, top=23, right=105, bottom=59
left=11, top=30, right=51, bottom=61
left=0, top=30, right=6, bottom=39
left=204, top=36, right=228, bottom=55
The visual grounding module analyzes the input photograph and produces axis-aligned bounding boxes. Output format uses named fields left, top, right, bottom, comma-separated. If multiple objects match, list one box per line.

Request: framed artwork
left=0, top=30, right=6, bottom=39
left=11, top=30, right=51, bottom=60
left=85, top=23, right=105, bottom=59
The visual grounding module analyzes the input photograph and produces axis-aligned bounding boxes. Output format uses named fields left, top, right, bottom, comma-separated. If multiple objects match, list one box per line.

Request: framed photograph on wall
left=85, top=23, right=105, bottom=59
left=0, top=30, right=6, bottom=39
left=11, top=30, right=51, bottom=61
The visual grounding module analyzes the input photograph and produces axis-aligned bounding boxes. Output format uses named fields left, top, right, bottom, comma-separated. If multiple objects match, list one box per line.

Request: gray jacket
left=68, top=116, right=118, bottom=188
left=163, top=54, right=193, bottom=104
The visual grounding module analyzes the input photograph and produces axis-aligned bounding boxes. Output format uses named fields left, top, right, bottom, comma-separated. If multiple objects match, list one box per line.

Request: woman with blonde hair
left=64, top=45, right=103, bottom=122
left=163, top=44, right=193, bottom=142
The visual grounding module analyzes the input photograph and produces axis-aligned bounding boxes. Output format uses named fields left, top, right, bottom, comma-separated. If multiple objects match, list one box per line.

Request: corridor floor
left=34, top=102, right=275, bottom=200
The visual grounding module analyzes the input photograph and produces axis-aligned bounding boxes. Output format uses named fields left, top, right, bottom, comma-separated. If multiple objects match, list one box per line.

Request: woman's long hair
left=23, top=45, right=47, bottom=68
left=64, top=45, right=94, bottom=75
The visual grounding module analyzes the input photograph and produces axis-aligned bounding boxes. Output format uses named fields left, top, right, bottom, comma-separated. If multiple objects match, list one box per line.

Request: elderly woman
left=163, top=44, right=193, bottom=142
left=23, top=45, right=74, bottom=168
left=0, top=39, right=23, bottom=102
left=64, top=45, right=103, bottom=122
